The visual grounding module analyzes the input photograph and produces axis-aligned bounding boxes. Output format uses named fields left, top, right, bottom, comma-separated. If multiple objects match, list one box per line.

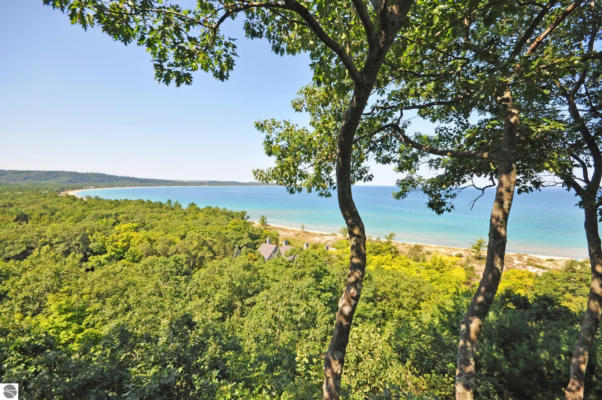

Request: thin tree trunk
left=566, top=205, right=602, bottom=399
left=455, top=90, right=518, bottom=400
left=320, top=5, right=413, bottom=396
left=323, top=81, right=372, bottom=399
left=562, top=65, right=602, bottom=399
left=322, top=21, right=409, bottom=400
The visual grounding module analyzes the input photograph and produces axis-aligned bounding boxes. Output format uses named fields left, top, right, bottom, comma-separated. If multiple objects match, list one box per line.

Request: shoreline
left=60, top=189, right=84, bottom=198
left=62, top=184, right=275, bottom=197
left=61, top=186, right=583, bottom=266
left=264, top=223, right=578, bottom=274
left=262, top=222, right=573, bottom=257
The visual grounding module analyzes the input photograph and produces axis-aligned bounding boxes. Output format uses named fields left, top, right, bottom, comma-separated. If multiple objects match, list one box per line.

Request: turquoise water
left=77, top=186, right=587, bottom=258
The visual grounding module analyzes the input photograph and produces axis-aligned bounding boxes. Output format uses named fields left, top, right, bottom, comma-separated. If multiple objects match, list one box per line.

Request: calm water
left=76, top=186, right=587, bottom=258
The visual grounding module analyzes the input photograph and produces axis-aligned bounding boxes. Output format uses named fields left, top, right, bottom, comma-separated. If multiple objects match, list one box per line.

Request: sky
left=0, top=1, right=403, bottom=184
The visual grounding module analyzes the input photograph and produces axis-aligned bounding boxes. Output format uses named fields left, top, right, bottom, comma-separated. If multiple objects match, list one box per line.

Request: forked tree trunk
left=455, top=90, right=518, bottom=400
left=321, top=7, right=411, bottom=395
left=566, top=205, right=602, bottom=399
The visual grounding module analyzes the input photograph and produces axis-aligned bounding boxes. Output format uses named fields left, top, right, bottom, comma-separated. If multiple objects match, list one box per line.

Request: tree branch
left=568, top=175, right=585, bottom=196
left=379, top=124, right=492, bottom=159
left=525, top=0, right=583, bottom=56
left=570, top=17, right=598, bottom=97
left=509, top=1, right=554, bottom=59
left=352, top=0, right=375, bottom=45
left=283, top=0, right=362, bottom=84
left=400, top=94, right=473, bottom=110
left=468, top=175, right=497, bottom=210
left=559, top=83, right=602, bottom=188
left=571, top=153, right=590, bottom=184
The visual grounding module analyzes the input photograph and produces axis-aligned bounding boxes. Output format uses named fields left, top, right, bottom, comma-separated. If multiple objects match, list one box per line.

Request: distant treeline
left=0, top=170, right=264, bottom=188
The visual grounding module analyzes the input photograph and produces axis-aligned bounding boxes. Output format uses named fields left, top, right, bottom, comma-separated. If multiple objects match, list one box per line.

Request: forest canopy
left=0, top=186, right=600, bottom=399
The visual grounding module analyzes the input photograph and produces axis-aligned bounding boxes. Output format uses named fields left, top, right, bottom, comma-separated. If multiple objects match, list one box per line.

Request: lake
left=76, top=185, right=587, bottom=258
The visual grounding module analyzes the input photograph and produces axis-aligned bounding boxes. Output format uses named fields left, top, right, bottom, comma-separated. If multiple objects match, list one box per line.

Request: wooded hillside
left=0, top=170, right=261, bottom=187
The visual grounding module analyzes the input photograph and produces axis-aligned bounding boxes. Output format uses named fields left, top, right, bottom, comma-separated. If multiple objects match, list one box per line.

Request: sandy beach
left=61, top=188, right=580, bottom=274
left=59, top=189, right=84, bottom=198
left=261, top=223, right=577, bottom=275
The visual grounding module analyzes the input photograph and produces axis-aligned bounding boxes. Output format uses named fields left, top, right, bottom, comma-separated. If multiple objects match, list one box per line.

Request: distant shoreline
left=62, top=184, right=275, bottom=198
left=62, top=185, right=583, bottom=265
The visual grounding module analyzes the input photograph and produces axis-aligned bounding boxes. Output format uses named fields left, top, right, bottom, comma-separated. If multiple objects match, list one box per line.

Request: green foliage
left=38, top=1, right=601, bottom=397
left=384, top=232, right=396, bottom=244
left=1, top=187, right=598, bottom=399
left=258, top=215, right=268, bottom=227
left=471, top=238, right=486, bottom=260
left=407, top=244, right=426, bottom=262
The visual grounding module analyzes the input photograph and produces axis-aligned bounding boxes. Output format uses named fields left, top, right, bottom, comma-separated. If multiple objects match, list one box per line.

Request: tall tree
left=259, top=1, right=590, bottom=397
left=259, top=2, right=583, bottom=397
left=536, top=3, right=601, bottom=397
left=375, top=3, right=588, bottom=398
left=44, top=1, right=417, bottom=397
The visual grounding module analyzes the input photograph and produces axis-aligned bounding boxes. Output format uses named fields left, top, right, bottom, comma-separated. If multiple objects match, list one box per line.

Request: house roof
left=279, top=245, right=296, bottom=260
left=258, top=243, right=279, bottom=261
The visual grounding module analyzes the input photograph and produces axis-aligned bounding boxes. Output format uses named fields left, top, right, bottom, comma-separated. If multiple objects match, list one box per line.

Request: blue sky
left=0, top=1, right=402, bottom=184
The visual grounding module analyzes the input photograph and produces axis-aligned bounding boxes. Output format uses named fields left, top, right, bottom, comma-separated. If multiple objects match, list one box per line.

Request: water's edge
left=73, top=185, right=587, bottom=259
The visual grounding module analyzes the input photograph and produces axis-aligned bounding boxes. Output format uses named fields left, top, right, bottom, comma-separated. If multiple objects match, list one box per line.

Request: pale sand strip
left=257, top=222, right=579, bottom=275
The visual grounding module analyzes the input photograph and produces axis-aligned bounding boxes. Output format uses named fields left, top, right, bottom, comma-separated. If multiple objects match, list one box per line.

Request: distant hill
left=0, top=170, right=263, bottom=188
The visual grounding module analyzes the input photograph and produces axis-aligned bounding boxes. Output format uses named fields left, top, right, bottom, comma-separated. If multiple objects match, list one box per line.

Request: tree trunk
left=562, top=62, right=602, bottom=399
left=321, top=7, right=412, bottom=397
left=455, top=90, right=518, bottom=400
left=322, top=33, right=401, bottom=400
left=566, top=205, right=602, bottom=399
left=322, top=81, right=372, bottom=399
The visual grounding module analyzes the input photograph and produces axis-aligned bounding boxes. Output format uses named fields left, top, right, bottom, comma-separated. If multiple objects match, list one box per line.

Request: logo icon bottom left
left=0, top=384, right=18, bottom=400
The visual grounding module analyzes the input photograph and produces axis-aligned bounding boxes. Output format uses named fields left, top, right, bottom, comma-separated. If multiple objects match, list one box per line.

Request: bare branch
left=354, top=124, right=393, bottom=144
left=468, top=175, right=497, bottom=210
left=400, top=94, right=473, bottom=110
left=571, top=153, right=590, bottom=184
left=558, top=82, right=602, bottom=187
left=393, top=67, right=458, bottom=79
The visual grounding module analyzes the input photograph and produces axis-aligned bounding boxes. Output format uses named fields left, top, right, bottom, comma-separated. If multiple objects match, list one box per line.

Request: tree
left=258, top=215, right=268, bottom=227
left=470, top=238, right=485, bottom=261
left=44, top=1, right=416, bottom=397
left=371, top=3, right=588, bottom=398
left=384, top=232, right=396, bottom=244
left=533, top=4, right=601, bottom=397
left=255, top=2, right=584, bottom=397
